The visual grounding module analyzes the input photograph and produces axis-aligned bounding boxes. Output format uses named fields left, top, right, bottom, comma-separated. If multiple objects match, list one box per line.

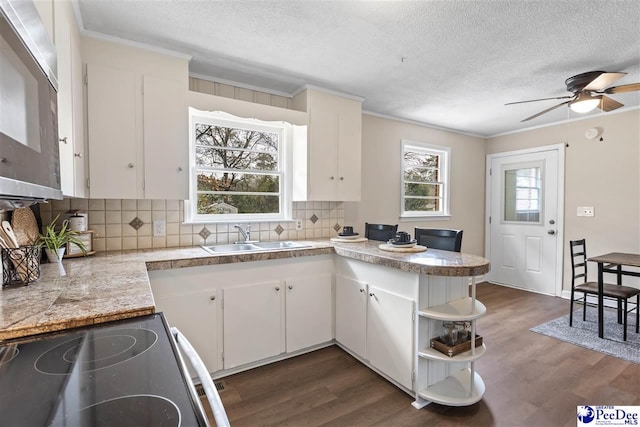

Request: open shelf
left=419, top=343, right=486, bottom=362
left=418, top=368, right=485, bottom=406
left=419, top=297, right=486, bottom=321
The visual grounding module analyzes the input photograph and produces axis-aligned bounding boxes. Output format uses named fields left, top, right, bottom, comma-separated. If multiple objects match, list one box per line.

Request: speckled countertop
left=0, top=240, right=489, bottom=341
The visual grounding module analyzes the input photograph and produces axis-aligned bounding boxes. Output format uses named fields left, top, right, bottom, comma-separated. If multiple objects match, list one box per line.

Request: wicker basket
left=431, top=334, right=483, bottom=358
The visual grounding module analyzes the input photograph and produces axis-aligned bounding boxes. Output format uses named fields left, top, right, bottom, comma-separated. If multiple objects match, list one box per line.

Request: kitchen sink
left=201, top=241, right=311, bottom=254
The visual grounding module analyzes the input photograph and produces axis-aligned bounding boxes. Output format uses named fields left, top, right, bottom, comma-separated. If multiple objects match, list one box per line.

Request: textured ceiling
left=76, top=0, right=640, bottom=137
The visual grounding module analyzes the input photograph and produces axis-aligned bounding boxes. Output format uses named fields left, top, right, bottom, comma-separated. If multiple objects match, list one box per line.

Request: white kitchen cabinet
left=367, top=286, right=415, bottom=391
left=154, top=288, right=220, bottom=374
left=223, top=281, right=284, bottom=369
left=285, top=274, right=333, bottom=353
left=86, top=63, right=140, bottom=199
left=292, top=88, right=362, bottom=201
left=335, top=274, right=368, bottom=359
left=143, top=76, right=188, bottom=200
left=86, top=64, right=187, bottom=199
left=335, top=268, right=415, bottom=391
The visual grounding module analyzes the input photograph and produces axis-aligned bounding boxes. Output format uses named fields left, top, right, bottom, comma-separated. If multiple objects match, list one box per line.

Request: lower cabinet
left=148, top=255, right=334, bottom=376
left=153, top=287, right=220, bottom=374
left=335, top=271, right=415, bottom=391
left=223, top=281, right=284, bottom=369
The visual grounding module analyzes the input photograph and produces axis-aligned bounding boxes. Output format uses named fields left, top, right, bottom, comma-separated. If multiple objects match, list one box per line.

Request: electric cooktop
left=0, top=313, right=208, bottom=426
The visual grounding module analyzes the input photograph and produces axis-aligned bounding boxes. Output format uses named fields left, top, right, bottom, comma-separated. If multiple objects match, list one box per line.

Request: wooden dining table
left=587, top=252, right=640, bottom=338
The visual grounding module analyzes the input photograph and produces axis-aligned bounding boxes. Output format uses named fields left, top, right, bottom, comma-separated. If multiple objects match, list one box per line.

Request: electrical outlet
left=295, top=219, right=303, bottom=231
left=577, top=207, right=594, bottom=217
left=153, top=220, right=166, bottom=236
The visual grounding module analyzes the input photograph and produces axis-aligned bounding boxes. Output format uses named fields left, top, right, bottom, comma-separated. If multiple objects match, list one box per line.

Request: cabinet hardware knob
left=369, top=292, right=375, bottom=297
left=178, top=166, right=183, bottom=172
left=74, top=153, right=82, bottom=158
left=359, top=288, right=365, bottom=293
left=0, top=158, right=6, bottom=163
left=59, top=137, right=68, bottom=144
left=340, top=177, right=344, bottom=181
left=330, top=176, right=335, bottom=180
left=128, top=163, right=134, bottom=168
left=288, top=285, right=293, bottom=290
left=210, top=296, right=216, bottom=301
left=275, top=287, right=280, bottom=291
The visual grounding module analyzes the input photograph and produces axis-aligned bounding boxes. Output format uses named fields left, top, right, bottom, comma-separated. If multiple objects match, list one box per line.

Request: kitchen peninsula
left=0, top=240, right=489, bottom=407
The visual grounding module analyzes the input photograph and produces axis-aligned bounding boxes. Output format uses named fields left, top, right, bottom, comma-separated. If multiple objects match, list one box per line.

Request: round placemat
left=378, top=243, right=427, bottom=253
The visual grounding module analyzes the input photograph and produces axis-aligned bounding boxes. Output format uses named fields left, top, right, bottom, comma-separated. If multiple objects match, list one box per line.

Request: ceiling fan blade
left=583, top=72, right=627, bottom=91
left=604, top=83, right=640, bottom=94
left=521, top=100, right=571, bottom=122
left=598, top=95, right=624, bottom=112
left=505, top=95, right=573, bottom=106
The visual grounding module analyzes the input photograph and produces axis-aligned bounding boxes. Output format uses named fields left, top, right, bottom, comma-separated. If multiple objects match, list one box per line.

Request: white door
left=285, top=274, right=333, bottom=352
left=223, top=281, right=284, bottom=369
left=367, top=286, right=414, bottom=390
left=486, top=146, right=563, bottom=295
left=335, top=275, right=368, bottom=359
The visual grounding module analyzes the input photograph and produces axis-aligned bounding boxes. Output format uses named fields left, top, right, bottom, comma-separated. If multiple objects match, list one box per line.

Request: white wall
left=486, top=109, right=640, bottom=290
left=345, top=114, right=487, bottom=255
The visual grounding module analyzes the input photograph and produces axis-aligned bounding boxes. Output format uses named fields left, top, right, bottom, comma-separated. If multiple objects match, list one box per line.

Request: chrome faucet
left=234, top=224, right=257, bottom=244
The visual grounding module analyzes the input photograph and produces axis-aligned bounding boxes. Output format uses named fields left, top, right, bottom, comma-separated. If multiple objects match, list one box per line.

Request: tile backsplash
left=38, top=199, right=344, bottom=252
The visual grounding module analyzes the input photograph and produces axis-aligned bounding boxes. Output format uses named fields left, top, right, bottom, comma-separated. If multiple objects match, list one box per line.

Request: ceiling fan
left=506, top=71, right=640, bottom=122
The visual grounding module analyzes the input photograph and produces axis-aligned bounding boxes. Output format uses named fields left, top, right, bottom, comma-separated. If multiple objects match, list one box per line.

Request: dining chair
left=414, top=228, right=463, bottom=252
left=364, top=223, right=398, bottom=242
left=569, top=239, right=639, bottom=341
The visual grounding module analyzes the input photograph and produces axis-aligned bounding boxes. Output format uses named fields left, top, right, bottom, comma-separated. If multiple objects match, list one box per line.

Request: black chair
left=414, top=228, right=463, bottom=252
left=569, top=239, right=639, bottom=341
left=364, top=223, right=398, bottom=242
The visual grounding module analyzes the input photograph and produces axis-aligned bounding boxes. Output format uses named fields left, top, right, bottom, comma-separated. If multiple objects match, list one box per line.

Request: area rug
left=530, top=309, right=640, bottom=364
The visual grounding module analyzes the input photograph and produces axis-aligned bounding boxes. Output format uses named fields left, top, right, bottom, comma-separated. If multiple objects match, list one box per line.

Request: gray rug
left=530, top=308, right=640, bottom=364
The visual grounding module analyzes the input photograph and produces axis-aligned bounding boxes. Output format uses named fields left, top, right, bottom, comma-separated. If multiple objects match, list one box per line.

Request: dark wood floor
left=204, top=283, right=639, bottom=426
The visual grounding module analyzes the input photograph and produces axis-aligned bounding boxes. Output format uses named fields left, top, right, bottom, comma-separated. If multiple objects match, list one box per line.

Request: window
left=503, top=165, right=542, bottom=223
left=186, top=109, right=293, bottom=222
left=401, top=140, right=450, bottom=218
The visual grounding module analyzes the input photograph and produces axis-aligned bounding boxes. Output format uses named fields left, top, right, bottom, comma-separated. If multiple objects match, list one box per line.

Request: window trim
left=400, top=139, right=451, bottom=219
left=185, top=109, right=293, bottom=223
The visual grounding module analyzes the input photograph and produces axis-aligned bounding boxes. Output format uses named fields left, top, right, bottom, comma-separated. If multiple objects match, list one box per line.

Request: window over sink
left=400, top=140, right=450, bottom=219
left=185, top=109, right=294, bottom=223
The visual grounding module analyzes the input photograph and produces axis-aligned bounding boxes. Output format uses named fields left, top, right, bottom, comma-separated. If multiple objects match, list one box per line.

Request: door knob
left=549, top=219, right=555, bottom=225
left=547, top=230, right=556, bottom=235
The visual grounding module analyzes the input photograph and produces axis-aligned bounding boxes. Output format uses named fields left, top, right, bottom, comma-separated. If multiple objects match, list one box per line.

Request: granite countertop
left=0, top=240, right=489, bottom=341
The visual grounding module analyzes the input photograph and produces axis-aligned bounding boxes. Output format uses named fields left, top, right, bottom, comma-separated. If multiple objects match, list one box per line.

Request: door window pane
left=504, top=167, right=541, bottom=222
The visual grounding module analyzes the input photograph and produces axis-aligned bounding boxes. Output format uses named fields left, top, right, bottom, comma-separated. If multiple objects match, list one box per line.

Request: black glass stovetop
left=0, top=313, right=207, bottom=427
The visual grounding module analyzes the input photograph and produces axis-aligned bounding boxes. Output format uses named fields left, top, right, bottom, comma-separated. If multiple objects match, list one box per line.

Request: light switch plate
left=577, top=207, right=594, bottom=217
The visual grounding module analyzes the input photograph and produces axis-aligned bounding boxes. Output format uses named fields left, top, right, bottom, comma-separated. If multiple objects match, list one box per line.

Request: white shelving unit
left=413, top=276, right=487, bottom=408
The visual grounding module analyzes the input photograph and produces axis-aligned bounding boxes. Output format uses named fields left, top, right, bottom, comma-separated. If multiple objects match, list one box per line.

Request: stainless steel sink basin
left=252, top=241, right=311, bottom=250
left=202, top=241, right=311, bottom=254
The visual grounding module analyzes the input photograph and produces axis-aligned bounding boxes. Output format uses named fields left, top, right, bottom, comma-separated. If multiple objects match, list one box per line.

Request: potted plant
left=38, top=214, right=87, bottom=262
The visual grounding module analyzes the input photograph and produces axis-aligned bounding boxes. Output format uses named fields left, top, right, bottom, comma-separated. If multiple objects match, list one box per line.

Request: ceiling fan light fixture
left=569, top=92, right=600, bottom=113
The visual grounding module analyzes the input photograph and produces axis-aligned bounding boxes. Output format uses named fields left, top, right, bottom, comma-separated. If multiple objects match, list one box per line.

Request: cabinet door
left=336, top=104, right=361, bottom=201
left=54, top=9, right=74, bottom=197
left=368, top=286, right=414, bottom=390
left=223, top=281, right=284, bottom=369
left=143, top=76, right=188, bottom=200
left=285, top=274, right=332, bottom=353
left=308, top=107, right=338, bottom=200
left=69, top=19, right=86, bottom=198
left=155, top=289, right=220, bottom=375
left=87, top=63, right=140, bottom=199
left=335, top=275, right=367, bottom=359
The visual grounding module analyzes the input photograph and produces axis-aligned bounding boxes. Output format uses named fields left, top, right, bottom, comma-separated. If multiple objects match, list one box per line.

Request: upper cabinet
left=34, top=0, right=86, bottom=197
left=83, top=38, right=189, bottom=199
left=292, top=88, right=363, bottom=201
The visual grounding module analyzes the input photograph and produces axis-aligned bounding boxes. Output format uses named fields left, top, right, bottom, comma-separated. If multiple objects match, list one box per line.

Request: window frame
left=400, top=139, right=451, bottom=219
left=185, top=109, right=293, bottom=223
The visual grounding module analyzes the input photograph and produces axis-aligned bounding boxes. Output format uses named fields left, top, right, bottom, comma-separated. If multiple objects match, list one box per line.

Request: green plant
left=38, top=214, right=87, bottom=255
